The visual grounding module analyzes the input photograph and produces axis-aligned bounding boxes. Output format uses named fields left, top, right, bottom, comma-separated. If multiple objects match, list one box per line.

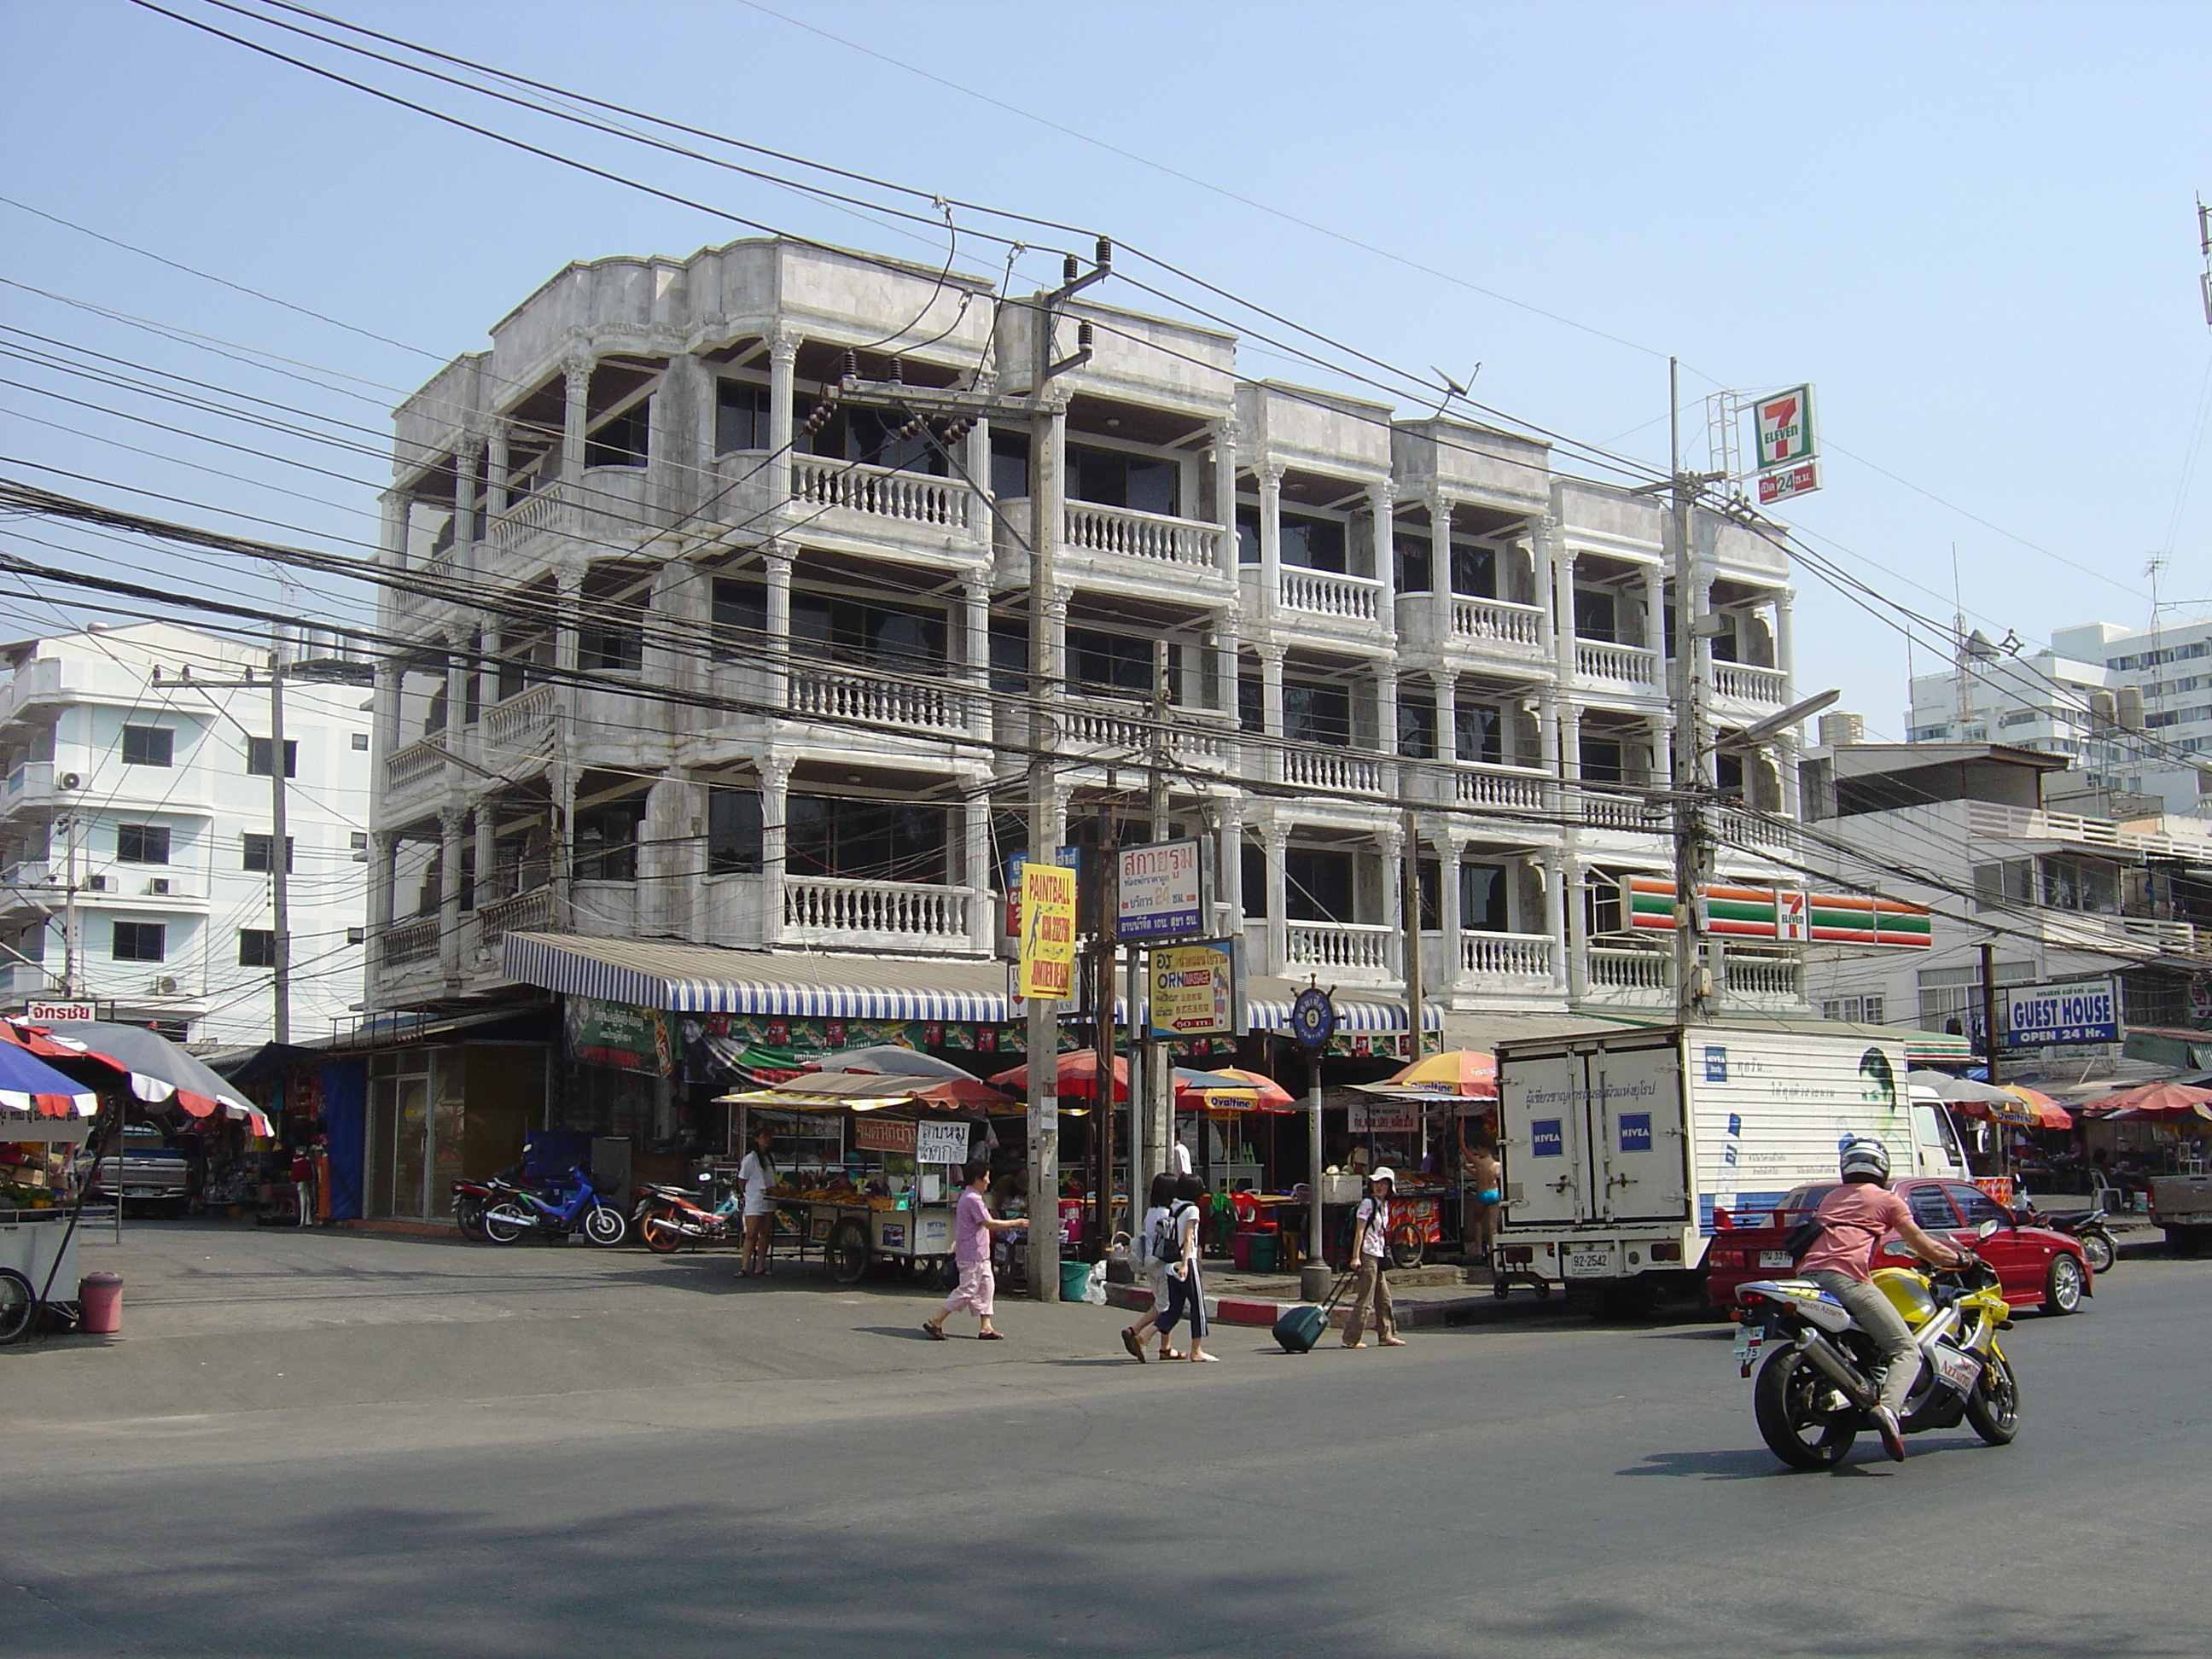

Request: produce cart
left=718, top=1067, right=1018, bottom=1285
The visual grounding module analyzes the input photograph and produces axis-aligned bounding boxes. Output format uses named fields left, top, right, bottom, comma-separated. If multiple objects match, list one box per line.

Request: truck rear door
left=1499, top=1045, right=1588, bottom=1226
left=1593, top=1039, right=1690, bottom=1224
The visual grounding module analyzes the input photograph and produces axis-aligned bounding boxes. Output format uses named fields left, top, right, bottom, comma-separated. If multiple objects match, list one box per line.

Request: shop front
left=342, top=1008, right=554, bottom=1220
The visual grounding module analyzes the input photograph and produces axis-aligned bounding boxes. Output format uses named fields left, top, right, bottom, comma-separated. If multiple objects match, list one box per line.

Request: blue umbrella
left=0, top=1038, right=97, bottom=1119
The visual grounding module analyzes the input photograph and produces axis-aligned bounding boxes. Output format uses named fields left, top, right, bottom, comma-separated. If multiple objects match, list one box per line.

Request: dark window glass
left=1241, top=842, right=1266, bottom=917
left=715, top=379, right=771, bottom=453
left=246, top=737, right=298, bottom=777
left=1716, top=751, right=1744, bottom=796
left=1395, top=534, right=1433, bottom=594
left=1069, top=631, right=1163, bottom=699
left=573, top=800, right=646, bottom=882
left=1906, top=1186, right=1960, bottom=1231
left=120, top=725, right=172, bottom=767
left=809, top=405, right=946, bottom=475
left=579, top=569, right=647, bottom=672
left=1398, top=694, right=1436, bottom=760
left=1461, top=863, right=1509, bottom=932
left=707, top=788, right=764, bottom=875
left=1236, top=503, right=1261, bottom=565
left=712, top=579, right=768, bottom=662
left=1284, top=847, right=1355, bottom=924
left=351, top=731, right=370, bottom=751
left=1417, top=859, right=1441, bottom=931
left=238, top=928, right=276, bottom=969
left=1066, top=445, right=1179, bottom=517
left=1947, top=1183, right=2010, bottom=1226
left=1455, top=702, right=1503, bottom=766
left=1237, top=675, right=1264, bottom=735
left=242, top=834, right=295, bottom=874
left=1580, top=737, right=1626, bottom=785
left=1709, top=613, right=1740, bottom=662
left=1574, top=587, right=1617, bottom=642
left=584, top=399, right=650, bottom=469
left=1451, top=543, right=1497, bottom=598
left=791, top=593, right=947, bottom=672
left=116, top=824, right=170, bottom=864
left=989, top=620, right=1029, bottom=694
left=111, top=921, right=166, bottom=962
left=1279, top=513, right=1346, bottom=573
left=990, top=430, right=1030, bottom=498
left=787, top=796, right=948, bottom=883
left=1282, top=681, right=1350, bottom=748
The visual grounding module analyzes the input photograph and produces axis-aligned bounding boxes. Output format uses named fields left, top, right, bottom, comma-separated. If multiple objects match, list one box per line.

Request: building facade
left=0, top=621, right=373, bottom=1045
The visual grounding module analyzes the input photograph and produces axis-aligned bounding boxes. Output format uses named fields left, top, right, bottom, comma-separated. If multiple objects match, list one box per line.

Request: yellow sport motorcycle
left=1731, top=1220, right=2023, bottom=1470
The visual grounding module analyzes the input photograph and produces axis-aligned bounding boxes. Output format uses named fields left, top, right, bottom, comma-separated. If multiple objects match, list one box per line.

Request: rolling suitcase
left=1273, top=1271, right=1352, bottom=1353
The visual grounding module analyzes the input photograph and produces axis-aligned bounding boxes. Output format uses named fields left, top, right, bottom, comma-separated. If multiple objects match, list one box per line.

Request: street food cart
left=718, top=1070, right=1018, bottom=1284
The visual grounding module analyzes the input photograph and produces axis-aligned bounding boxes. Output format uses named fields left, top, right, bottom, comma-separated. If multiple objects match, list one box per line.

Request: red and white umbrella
left=11, top=1020, right=273, bottom=1137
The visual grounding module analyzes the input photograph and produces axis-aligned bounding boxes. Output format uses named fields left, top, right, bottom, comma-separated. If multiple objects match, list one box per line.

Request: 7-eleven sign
left=1755, top=385, right=1817, bottom=469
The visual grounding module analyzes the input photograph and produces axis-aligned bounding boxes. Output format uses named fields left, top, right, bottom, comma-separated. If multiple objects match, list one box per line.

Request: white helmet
left=1838, top=1137, right=1892, bottom=1185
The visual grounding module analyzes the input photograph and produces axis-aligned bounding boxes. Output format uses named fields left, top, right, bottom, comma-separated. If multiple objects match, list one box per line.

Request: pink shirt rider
left=1800, top=1184, right=1914, bottom=1283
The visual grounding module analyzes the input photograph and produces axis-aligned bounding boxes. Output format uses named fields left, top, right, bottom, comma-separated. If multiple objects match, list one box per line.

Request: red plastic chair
left=1231, top=1191, right=1275, bottom=1233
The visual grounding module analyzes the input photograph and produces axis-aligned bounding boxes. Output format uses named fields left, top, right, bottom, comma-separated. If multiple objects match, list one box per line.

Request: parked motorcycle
left=451, top=1177, right=496, bottom=1242
left=632, top=1179, right=738, bottom=1254
left=1731, top=1220, right=2022, bottom=1470
left=482, top=1165, right=628, bottom=1247
left=2032, top=1202, right=2118, bottom=1275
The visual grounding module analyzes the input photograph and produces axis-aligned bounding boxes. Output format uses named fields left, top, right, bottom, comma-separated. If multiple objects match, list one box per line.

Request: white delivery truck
left=1493, top=1022, right=1970, bottom=1309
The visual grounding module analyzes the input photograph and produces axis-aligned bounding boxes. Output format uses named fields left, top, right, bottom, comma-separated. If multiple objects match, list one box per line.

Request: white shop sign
left=912, top=1121, right=974, bottom=1167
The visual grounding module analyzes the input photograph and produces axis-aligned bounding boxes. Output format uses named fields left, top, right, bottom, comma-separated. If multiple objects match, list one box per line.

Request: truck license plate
left=1759, top=1250, right=1793, bottom=1268
left=1563, top=1248, right=1614, bottom=1278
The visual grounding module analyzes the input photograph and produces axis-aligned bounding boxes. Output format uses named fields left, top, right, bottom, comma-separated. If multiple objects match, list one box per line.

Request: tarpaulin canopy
left=717, top=1069, right=1010, bottom=1110
left=805, top=1046, right=977, bottom=1081
left=1173, top=1066, right=1295, bottom=1114
left=12, top=1021, right=273, bottom=1136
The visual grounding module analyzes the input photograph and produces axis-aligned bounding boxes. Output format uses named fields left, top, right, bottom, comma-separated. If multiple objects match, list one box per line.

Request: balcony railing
left=1284, top=920, right=1393, bottom=975
left=791, top=455, right=974, bottom=532
left=483, top=684, right=557, bottom=748
left=1964, top=799, right=2212, bottom=860
left=1278, top=568, right=1382, bottom=623
left=384, top=740, right=447, bottom=798
left=487, top=480, right=575, bottom=553
left=1461, top=930, right=1555, bottom=981
left=1285, top=748, right=1385, bottom=794
left=1581, top=789, right=1668, bottom=832
left=1575, top=639, right=1660, bottom=690
left=790, top=667, right=967, bottom=735
left=1062, top=501, right=1224, bottom=569
left=377, top=918, right=439, bottom=965
left=1452, top=597, right=1544, bottom=649
left=1456, top=765, right=1550, bottom=812
left=1726, top=955, right=1804, bottom=998
left=783, top=876, right=971, bottom=946
left=1587, top=947, right=1669, bottom=992
left=478, top=886, right=555, bottom=943
left=1712, top=661, right=1787, bottom=707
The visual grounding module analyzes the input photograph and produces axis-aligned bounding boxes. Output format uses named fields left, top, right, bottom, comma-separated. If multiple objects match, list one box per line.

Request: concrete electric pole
left=1668, top=358, right=1717, bottom=1024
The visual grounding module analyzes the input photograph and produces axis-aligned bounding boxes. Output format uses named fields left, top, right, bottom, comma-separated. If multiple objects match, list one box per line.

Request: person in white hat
left=1342, top=1167, right=1405, bottom=1348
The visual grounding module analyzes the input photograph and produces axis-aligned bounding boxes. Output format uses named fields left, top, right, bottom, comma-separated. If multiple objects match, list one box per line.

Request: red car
left=1704, top=1176, right=2093, bottom=1316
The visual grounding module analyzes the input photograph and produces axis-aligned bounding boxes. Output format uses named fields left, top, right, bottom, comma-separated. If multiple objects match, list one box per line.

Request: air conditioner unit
left=148, top=878, right=171, bottom=896
left=83, top=873, right=108, bottom=893
left=151, top=975, right=179, bottom=997
left=57, top=771, right=80, bottom=790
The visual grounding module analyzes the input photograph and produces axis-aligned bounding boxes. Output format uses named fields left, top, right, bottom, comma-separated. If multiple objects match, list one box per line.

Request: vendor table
left=775, top=1196, right=958, bottom=1285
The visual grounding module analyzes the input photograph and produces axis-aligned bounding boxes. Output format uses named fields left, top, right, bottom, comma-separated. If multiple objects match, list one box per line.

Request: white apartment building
left=1907, top=620, right=2212, bottom=818
left=366, top=235, right=1813, bottom=1050
left=0, top=622, right=373, bottom=1045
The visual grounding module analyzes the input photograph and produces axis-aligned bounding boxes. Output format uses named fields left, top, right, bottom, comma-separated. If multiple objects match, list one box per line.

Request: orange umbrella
left=2078, top=1080, right=2212, bottom=1118
left=987, top=1051, right=1129, bottom=1102
left=1382, top=1049, right=1496, bottom=1093
left=1202, top=1066, right=1295, bottom=1110
left=1999, top=1085, right=2073, bottom=1130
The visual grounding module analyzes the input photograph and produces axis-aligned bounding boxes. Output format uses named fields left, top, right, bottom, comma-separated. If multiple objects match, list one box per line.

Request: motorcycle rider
left=1799, top=1137, right=1968, bottom=1462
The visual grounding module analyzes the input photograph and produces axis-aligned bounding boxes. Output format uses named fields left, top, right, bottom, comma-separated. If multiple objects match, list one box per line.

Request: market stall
left=1347, top=1049, right=1500, bottom=1266
left=717, top=1069, right=1020, bottom=1285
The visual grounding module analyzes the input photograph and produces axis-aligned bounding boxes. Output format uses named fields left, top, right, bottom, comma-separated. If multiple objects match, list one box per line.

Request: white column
left=765, top=549, right=795, bottom=713
left=1435, top=670, right=1460, bottom=765
left=1562, top=848, right=1588, bottom=1003
left=1642, top=563, right=1668, bottom=664
left=1378, top=823, right=1405, bottom=981
left=440, top=635, right=466, bottom=740
left=1263, top=821, right=1289, bottom=976
left=1550, top=523, right=1577, bottom=684
left=1368, top=479, right=1397, bottom=641
left=1211, top=419, right=1241, bottom=579
left=760, top=759, right=790, bottom=947
left=1543, top=848, right=1571, bottom=996
left=1439, top=830, right=1466, bottom=996
left=1258, top=643, right=1285, bottom=784
left=1531, top=512, right=1561, bottom=665
left=1777, top=734, right=1802, bottom=821
left=963, top=789, right=992, bottom=953
left=1773, top=586, right=1796, bottom=685
left=369, top=832, right=398, bottom=933
left=473, top=802, right=498, bottom=912
left=1428, top=490, right=1454, bottom=644
left=1257, top=463, right=1284, bottom=622
left=1216, top=796, right=1244, bottom=940
left=561, top=353, right=592, bottom=490
left=451, top=436, right=482, bottom=568
left=766, top=330, right=799, bottom=507
left=486, top=422, right=510, bottom=517
left=437, top=807, right=467, bottom=977
left=961, top=579, right=991, bottom=743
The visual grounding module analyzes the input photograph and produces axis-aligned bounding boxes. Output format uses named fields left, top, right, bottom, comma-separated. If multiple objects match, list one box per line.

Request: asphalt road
left=2, top=1222, right=2203, bottom=1658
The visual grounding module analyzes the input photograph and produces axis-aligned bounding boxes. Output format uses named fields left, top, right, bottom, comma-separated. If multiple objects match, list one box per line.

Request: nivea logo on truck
left=1529, top=1118, right=1564, bottom=1157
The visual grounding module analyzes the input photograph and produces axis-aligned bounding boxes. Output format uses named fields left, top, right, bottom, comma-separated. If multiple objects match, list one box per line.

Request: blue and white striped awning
left=504, top=932, right=1446, bottom=1033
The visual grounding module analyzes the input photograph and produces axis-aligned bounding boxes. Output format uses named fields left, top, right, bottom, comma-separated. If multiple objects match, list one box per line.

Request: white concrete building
left=366, top=236, right=1813, bottom=1043
left=0, top=622, right=373, bottom=1045
left=1907, top=619, right=2212, bottom=818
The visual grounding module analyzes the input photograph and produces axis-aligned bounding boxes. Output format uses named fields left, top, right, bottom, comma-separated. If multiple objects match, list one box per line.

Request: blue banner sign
left=2005, top=980, right=2119, bottom=1047
left=1530, top=1118, right=1564, bottom=1158
left=1618, top=1112, right=1652, bottom=1153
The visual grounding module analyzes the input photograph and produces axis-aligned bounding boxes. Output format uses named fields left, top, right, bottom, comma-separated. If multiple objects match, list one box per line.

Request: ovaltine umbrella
left=30, top=1021, right=272, bottom=1136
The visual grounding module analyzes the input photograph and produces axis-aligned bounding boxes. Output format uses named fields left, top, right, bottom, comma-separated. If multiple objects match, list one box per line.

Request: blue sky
left=3, top=0, right=2208, bottom=732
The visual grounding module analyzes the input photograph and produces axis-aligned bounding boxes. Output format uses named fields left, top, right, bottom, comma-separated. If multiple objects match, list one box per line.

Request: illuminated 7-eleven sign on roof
left=1620, top=876, right=1930, bottom=948
left=1755, top=385, right=1817, bottom=469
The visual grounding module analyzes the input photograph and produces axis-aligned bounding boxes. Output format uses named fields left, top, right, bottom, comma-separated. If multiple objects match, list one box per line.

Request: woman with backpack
left=1154, top=1173, right=1217, bottom=1364
left=1120, top=1172, right=1180, bottom=1362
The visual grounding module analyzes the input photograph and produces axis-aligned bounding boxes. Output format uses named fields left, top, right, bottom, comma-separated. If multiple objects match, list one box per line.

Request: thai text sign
left=1620, top=877, right=1930, bottom=948
left=1758, top=460, right=1820, bottom=504
left=1017, top=861, right=1077, bottom=999
left=1118, top=839, right=1203, bottom=940
left=853, top=1116, right=917, bottom=1155
left=1755, top=385, right=1817, bottom=469
left=23, top=1002, right=94, bottom=1022
left=913, top=1120, right=972, bottom=1166
left=564, top=995, right=672, bottom=1074
left=1149, top=939, right=1238, bottom=1039
left=1349, top=1097, right=1419, bottom=1134
left=2005, top=980, right=2118, bottom=1047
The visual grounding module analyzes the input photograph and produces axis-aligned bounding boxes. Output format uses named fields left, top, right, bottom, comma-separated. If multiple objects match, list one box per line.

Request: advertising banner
left=1148, top=939, right=1240, bottom=1039
left=853, top=1116, right=917, bottom=1155
left=1118, top=839, right=1203, bottom=940
left=564, top=996, right=672, bottom=1074
left=1757, top=460, right=1820, bottom=504
left=1755, top=385, right=1817, bottom=469
left=1620, top=877, right=1930, bottom=948
left=1016, top=861, right=1077, bottom=1000
left=2005, top=980, right=2119, bottom=1047
left=1348, top=1097, right=1419, bottom=1134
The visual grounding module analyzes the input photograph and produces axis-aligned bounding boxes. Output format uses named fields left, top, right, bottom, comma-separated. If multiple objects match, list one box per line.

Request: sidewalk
left=1105, top=1260, right=1514, bottom=1331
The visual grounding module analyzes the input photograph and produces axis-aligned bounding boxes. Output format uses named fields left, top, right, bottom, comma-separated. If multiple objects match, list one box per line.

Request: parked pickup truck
left=2149, top=1173, right=2212, bottom=1255
left=77, top=1125, right=199, bottom=1214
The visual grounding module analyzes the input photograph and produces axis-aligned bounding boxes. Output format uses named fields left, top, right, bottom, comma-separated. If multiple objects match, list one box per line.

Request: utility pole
left=1978, top=940, right=2005, bottom=1179
left=1146, top=639, right=1171, bottom=1193
left=268, top=650, right=292, bottom=1045
left=1401, top=806, right=1424, bottom=1062
left=60, top=810, right=79, bottom=998
left=1669, top=358, right=1717, bottom=1025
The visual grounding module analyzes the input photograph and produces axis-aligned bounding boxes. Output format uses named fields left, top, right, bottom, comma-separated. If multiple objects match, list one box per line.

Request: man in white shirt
left=1342, top=1167, right=1405, bottom=1348
left=1169, top=1133, right=1193, bottom=1177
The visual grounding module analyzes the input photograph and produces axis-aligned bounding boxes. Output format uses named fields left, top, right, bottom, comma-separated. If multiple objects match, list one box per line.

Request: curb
left=1103, top=1280, right=1499, bottom=1332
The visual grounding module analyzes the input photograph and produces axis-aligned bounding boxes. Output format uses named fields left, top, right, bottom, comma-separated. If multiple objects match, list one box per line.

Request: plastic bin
left=79, top=1271, right=122, bottom=1334
left=1249, top=1233, right=1278, bottom=1273
left=1059, top=1258, right=1093, bottom=1301
left=1231, top=1232, right=1255, bottom=1271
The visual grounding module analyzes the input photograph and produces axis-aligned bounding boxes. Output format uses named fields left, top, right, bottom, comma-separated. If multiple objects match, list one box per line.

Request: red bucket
left=79, top=1272, right=123, bottom=1335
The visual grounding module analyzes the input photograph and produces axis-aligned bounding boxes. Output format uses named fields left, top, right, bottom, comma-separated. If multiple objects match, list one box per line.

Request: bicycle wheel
left=0, top=1267, right=36, bottom=1345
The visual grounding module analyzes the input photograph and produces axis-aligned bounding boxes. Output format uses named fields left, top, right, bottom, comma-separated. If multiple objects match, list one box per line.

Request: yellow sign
left=1149, top=940, right=1237, bottom=1039
left=1017, top=861, right=1077, bottom=1000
